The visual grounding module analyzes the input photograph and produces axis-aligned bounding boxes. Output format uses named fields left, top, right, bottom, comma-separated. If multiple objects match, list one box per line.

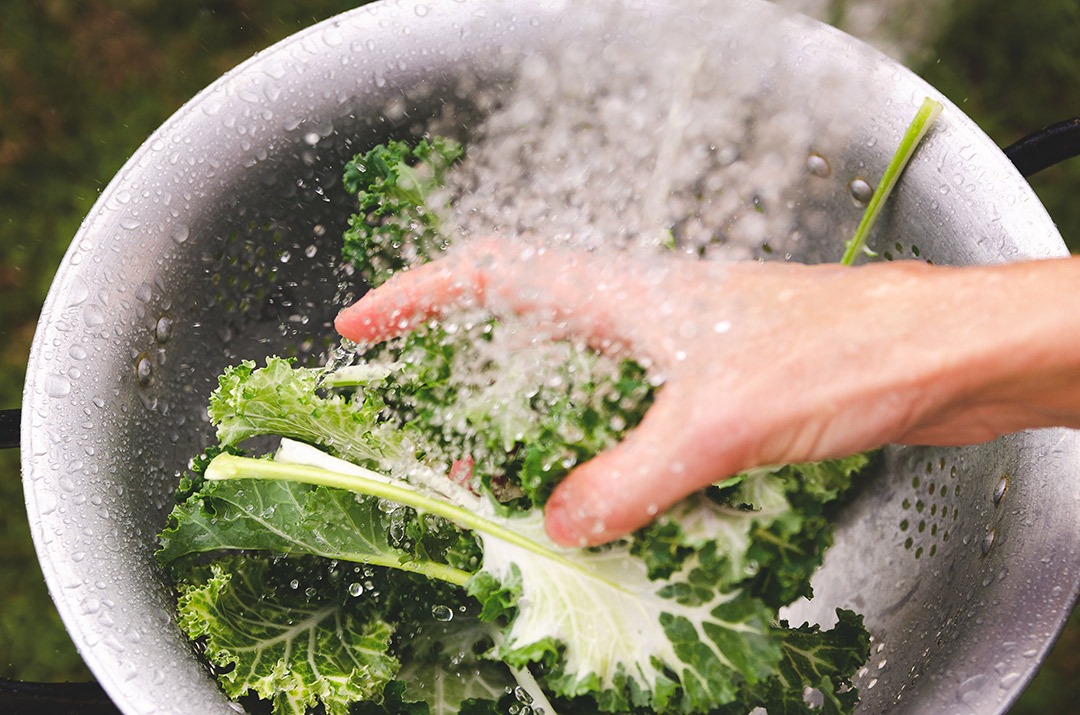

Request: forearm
left=336, top=244, right=1080, bottom=545
left=892, top=256, right=1080, bottom=444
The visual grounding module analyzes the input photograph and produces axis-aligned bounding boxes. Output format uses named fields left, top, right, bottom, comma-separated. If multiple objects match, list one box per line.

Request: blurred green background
left=0, top=0, right=1076, bottom=711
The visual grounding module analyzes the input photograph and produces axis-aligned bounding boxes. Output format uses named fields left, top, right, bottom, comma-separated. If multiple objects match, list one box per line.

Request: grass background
left=0, top=0, right=1076, bottom=711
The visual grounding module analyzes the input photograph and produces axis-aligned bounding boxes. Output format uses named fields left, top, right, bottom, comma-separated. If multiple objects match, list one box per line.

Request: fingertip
left=542, top=491, right=585, bottom=547
left=334, top=297, right=389, bottom=343
left=334, top=303, right=362, bottom=342
left=543, top=459, right=654, bottom=547
left=543, top=392, right=740, bottom=548
left=335, top=269, right=431, bottom=343
left=544, top=480, right=625, bottom=548
left=335, top=252, right=490, bottom=343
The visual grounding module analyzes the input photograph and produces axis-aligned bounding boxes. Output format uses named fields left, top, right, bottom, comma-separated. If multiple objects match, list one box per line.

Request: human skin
left=335, top=238, right=1080, bottom=547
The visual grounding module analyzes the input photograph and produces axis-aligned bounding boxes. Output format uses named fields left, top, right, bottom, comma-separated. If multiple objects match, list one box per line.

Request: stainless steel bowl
left=22, top=1, right=1079, bottom=713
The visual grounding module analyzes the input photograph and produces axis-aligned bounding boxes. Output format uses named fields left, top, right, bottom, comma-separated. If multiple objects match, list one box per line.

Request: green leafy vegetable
left=157, top=474, right=475, bottom=586
left=841, top=97, right=943, bottom=265
left=157, top=136, right=873, bottom=715
left=177, top=558, right=398, bottom=715
left=209, top=452, right=779, bottom=711
left=342, top=136, right=463, bottom=287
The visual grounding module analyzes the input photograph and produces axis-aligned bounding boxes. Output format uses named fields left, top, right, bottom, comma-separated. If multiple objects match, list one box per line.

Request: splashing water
left=428, top=0, right=872, bottom=266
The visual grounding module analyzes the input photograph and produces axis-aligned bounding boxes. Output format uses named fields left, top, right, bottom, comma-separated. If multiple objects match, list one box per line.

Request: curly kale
left=157, top=137, right=872, bottom=715
left=342, top=136, right=463, bottom=288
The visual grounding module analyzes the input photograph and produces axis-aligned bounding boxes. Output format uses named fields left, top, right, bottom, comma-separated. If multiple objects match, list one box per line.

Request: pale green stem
left=509, top=665, right=560, bottom=715
left=318, top=362, right=400, bottom=389
left=841, top=97, right=943, bottom=266
left=205, top=453, right=600, bottom=581
left=340, top=550, right=470, bottom=587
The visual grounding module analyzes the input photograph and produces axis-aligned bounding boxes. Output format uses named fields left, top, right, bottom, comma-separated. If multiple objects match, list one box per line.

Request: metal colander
left=21, top=1, right=1080, bottom=714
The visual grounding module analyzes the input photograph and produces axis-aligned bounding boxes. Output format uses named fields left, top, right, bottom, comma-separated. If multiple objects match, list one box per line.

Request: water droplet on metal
left=980, top=528, right=996, bottom=557
left=67, top=278, right=90, bottom=307
left=849, top=178, right=874, bottom=207
left=321, top=25, right=344, bottom=47
left=806, top=152, right=830, bottom=177
left=999, top=671, right=1022, bottom=689
left=135, top=282, right=152, bottom=303
left=431, top=605, right=453, bottom=622
left=83, top=304, right=105, bottom=327
left=992, top=475, right=1008, bottom=505
left=135, top=354, right=153, bottom=387
left=155, top=316, right=174, bottom=344
left=45, top=374, right=72, bottom=398
left=958, top=673, right=988, bottom=704
left=348, top=582, right=364, bottom=597
left=170, top=224, right=190, bottom=244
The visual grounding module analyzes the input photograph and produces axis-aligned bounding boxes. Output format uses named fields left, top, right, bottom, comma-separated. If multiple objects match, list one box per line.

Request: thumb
left=543, top=384, right=741, bottom=546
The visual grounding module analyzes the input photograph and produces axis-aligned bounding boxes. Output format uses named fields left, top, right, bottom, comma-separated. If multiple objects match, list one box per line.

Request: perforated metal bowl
left=21, top=1, right=1079, bottom=714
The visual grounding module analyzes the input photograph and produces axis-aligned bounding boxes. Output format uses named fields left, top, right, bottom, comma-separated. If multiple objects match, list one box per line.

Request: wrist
left=894, top=257, right=1080, bottom=443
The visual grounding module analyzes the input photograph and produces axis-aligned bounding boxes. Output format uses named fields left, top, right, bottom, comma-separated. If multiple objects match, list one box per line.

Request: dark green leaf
left=157, top=477, right=474, bottom=589
left=342, top=137, right=463, bottom=287
left=209, top=357, right=402, bottom=468
left=177, top=558, right=398, bottom=715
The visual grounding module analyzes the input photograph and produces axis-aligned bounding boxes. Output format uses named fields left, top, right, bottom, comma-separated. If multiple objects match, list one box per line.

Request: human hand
left=336, top=239, right=1080, bottom=546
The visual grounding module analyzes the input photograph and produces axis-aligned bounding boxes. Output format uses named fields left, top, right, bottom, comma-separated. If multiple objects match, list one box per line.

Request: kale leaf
left=342, top=136, right=463, bottom=288
left=158, top=136, right=873, bottom=715
left=177, top=557, right=398, bottom=715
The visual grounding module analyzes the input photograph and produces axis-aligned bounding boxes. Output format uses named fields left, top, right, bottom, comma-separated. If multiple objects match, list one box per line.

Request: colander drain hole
left=882, top=240, right=926, bottom=262
left=898, top=460, right=962, bottom=559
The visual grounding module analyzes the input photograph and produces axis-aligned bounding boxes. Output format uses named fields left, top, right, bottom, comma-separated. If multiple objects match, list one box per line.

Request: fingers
left=543, top=384, right=743, bottom=546
left=335, top=252, right=487, bottom=343
left=336, top=238, right=752, bottom=547
left=336, top=237, right=648, bottom=351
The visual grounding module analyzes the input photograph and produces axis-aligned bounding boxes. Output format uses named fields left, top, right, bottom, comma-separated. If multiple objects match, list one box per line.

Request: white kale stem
left=508, top=664, right=560, bottom=715
left=274, top=437, right=477, bottom=510
left=205, top=452, right=625, bottom=590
